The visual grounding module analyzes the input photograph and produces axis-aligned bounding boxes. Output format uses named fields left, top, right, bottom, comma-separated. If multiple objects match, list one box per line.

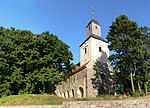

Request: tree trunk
left=138, top=82, right=141, bottom=92
left=144, top=72, right=148, bottom=95
left=130, top=73, right=135, bottom=92
left=144, top=82, right=148, bottom=95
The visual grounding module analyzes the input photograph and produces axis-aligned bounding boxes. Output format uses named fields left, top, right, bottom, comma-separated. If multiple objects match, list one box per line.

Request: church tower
left=55, top=7, right=114, bottom=98
left=86, top=7, right=101, bottom=38
left=86, top=19, right=101, bottom=38
left=80, top=7, right=109, bottom=66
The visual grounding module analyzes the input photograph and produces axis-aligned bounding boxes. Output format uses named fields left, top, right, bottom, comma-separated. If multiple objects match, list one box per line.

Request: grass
left=0, top=94, right=64, bottom=105
left=0, top=94, right=149, bottom=106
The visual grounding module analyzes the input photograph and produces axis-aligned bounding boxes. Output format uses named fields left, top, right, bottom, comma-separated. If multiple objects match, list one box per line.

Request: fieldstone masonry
left=55, top=67, right=87, bottom=98
left=55, top=61, right=98, bottom=98
left=63, top=98, right=150, bottom=108
left=55, top=58, right=114, bottom=98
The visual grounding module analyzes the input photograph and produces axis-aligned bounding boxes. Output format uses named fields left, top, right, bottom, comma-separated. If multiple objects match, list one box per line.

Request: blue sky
left=0, top=0, right=150, bottom=64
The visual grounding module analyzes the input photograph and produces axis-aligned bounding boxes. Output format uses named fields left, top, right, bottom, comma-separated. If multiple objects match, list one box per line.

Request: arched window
left=62, top=92, right=65, bottom=98
left=65, top=91, right=69, bottom=98
left=77, top=87, right=84, bottom=97
left=71, top=89, right=74, bottom=97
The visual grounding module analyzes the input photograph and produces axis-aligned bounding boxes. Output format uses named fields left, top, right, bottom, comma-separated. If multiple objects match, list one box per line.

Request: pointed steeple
left=86, top=6, right=101, bottom=38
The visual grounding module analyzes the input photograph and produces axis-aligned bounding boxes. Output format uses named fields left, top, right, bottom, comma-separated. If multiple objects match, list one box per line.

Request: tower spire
left=92, top=6, right=94, bottom=19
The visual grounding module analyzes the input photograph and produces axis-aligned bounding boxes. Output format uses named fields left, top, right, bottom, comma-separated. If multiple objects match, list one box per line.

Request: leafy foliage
left=0, top=27, right=73, bottom=97
left=106, top=14, right=150, bottom=94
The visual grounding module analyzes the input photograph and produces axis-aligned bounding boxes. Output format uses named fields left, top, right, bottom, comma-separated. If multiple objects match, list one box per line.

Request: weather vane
left=92, top=6, right=94, bottom=19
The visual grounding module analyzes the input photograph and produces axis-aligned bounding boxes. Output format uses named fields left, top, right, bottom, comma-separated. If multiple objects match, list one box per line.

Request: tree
left=92, top=51, right=115, bottom=95
left=137, top=26, right=150, bottom=94
left=0, top=27, right=73, bottom=97
left=106, top=14, right=150, bottom=94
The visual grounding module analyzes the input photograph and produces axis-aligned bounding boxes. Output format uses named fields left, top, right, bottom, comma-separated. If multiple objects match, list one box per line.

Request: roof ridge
left=86, top=19, right=100, bottom=28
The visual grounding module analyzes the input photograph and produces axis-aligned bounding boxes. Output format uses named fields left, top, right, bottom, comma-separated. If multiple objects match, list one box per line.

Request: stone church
left=55, top=12, right=114, bottom=98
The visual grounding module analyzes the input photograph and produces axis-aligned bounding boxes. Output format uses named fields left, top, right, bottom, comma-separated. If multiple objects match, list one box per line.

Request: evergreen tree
left=93, top=51, right=115, bottom=95
left=137, top=26, right=150, bottom=94
left=106, top=14, right=150, bottom=94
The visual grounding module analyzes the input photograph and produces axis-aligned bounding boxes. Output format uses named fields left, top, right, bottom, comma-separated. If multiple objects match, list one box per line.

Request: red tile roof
left=72, top=61, right=90, bottom=73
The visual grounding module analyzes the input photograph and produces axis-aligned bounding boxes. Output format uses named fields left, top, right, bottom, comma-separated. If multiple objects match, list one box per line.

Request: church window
left=99, top=47, right=102, bottom=52
left=95, top=26, right=97, bottom=29
left=89, top=26, right=90, bottom=30
left=85, top=48, right=87, bottom=54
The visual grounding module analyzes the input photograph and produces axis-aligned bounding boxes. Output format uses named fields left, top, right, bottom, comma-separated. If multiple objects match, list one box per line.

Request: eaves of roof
left=72, top=61, right=90, bottom=74
left=80, top=34, right=107, bottom=47
left=86, top=19, right=100, bottom=28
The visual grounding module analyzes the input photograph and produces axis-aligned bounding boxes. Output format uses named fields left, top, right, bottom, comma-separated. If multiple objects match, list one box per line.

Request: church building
left=55, top=9, right=113, bottom=98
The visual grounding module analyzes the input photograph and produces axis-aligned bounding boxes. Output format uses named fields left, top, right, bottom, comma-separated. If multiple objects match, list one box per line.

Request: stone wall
left=55, top=67, right=88, bottom=98
left=86, top=61, right=98, bottom=97
left=1, top=98, right=150, bottom=108
left=63, top=98, right=150, bottom=108
left=55, top=60, right=115, bottom=98
left=55, top=60, right=100, bottom=98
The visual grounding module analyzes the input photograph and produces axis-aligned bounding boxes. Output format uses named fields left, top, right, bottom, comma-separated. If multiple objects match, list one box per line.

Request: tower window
left=95, top=26, right=98, bottom=29
left=89, top=27, right=90, bottom=30
left=85, top=48, right=87, bottom=54
left=99, top=47, right=102, bottom=52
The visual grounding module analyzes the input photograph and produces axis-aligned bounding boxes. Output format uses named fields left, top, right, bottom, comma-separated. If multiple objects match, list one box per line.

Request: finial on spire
left=92, top=6, right=94, bottom=19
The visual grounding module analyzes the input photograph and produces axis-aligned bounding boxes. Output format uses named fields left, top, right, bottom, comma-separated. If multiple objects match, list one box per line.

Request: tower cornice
left=80, top=34, right=107, bottom=47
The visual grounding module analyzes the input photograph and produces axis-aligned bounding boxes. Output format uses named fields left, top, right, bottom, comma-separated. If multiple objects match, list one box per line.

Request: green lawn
left=0, top=94, right=64, bottom=105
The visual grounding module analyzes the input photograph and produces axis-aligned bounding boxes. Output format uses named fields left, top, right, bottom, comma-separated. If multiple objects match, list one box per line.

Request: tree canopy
left=106, top=14, right=150, bottom=95
left=0, top=27, right=73, bottom=97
